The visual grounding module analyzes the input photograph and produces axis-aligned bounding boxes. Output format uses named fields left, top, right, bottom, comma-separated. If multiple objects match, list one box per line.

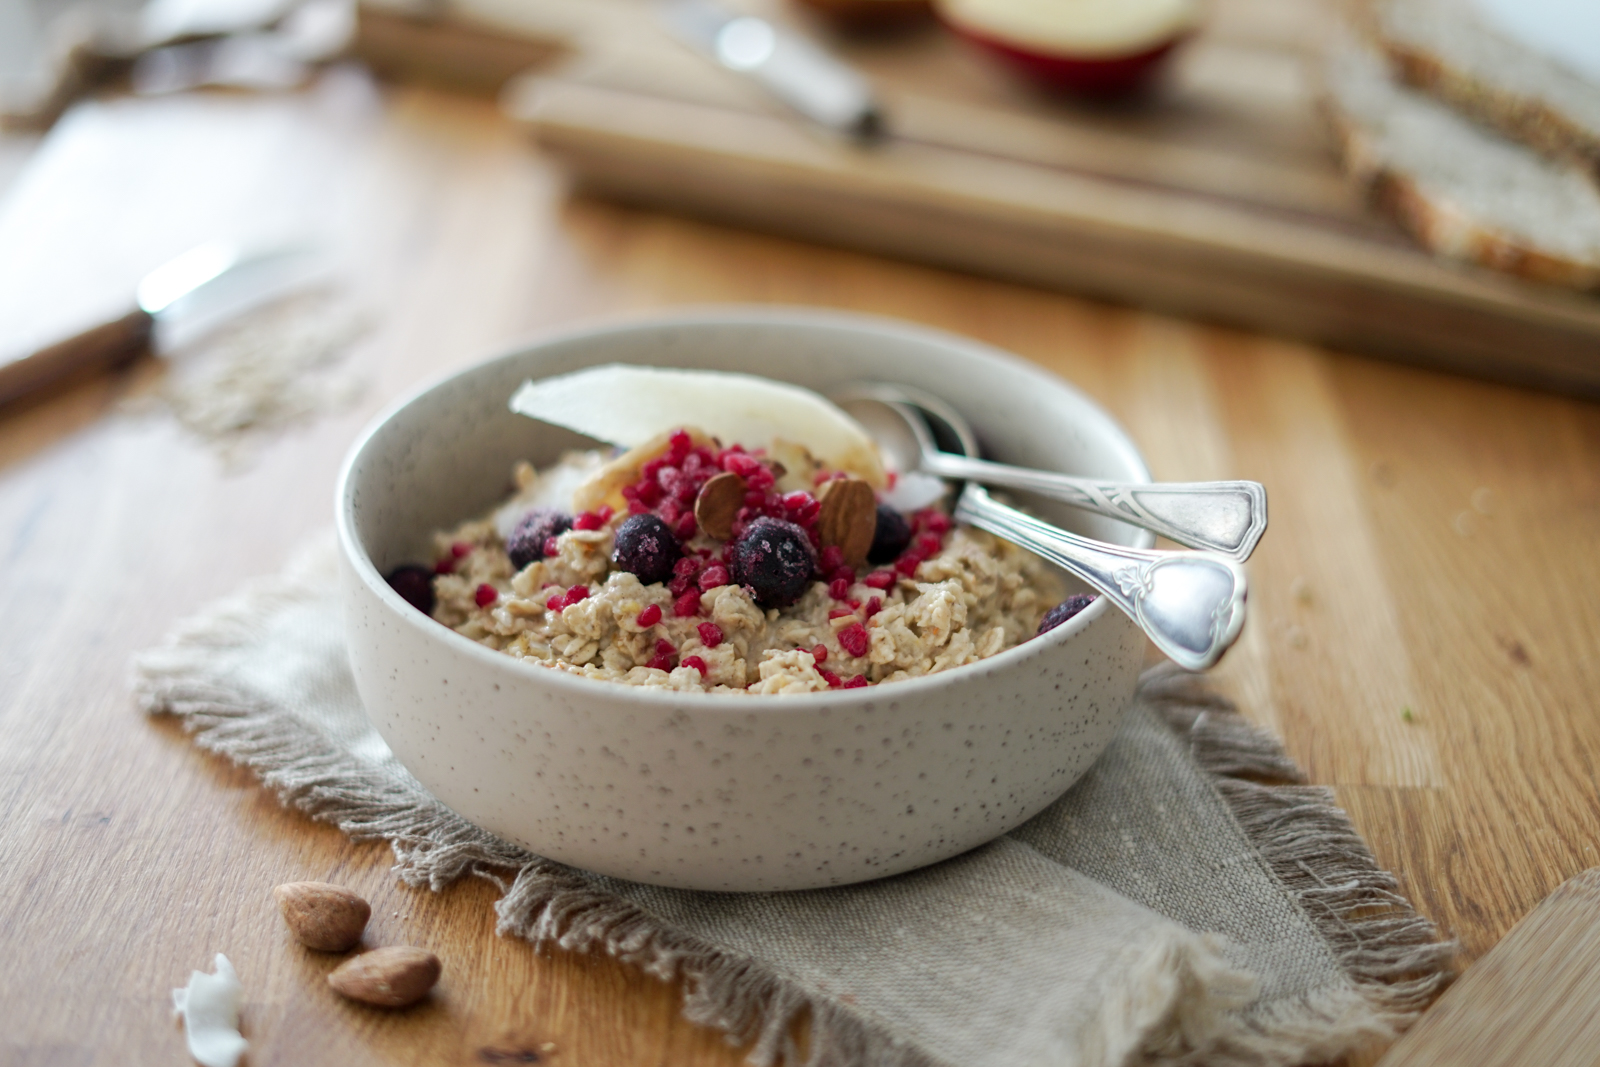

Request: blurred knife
left=0, top=242, right=330, bottom=406
left=658, top=0, right=885, bottom=139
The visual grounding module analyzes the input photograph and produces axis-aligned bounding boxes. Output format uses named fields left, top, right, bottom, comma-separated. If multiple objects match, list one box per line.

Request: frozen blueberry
left=1036, top=594, right=1097, bottom=636
left=385, top=564, right=435, bottom=616
left=867, top=504, right=912, bottom=564
left=507, top=507, right=573, bottom=570
left=611, top=514, right=683, bottom=585
left=729, top=517, right=817, bottom=609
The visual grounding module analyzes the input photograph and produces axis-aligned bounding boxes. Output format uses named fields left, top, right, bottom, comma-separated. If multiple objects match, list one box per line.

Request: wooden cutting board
left=361, top=0, right=1600, bottom=396
left=1376, top=868, right=1600, bottom=1067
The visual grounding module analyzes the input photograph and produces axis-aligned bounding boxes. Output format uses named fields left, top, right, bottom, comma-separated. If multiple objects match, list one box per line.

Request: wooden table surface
left=1, top=72, right=1598, bottom=1067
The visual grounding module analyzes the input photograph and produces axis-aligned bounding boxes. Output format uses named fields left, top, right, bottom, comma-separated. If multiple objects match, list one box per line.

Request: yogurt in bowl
left=337, top=308, right=1153, bottom=891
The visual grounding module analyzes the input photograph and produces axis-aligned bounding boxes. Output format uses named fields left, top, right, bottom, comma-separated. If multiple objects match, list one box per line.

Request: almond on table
left=273, top=882, right=370, bottom=953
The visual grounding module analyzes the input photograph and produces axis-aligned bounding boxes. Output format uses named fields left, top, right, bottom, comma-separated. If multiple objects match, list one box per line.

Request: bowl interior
left=345, top=309, right=1153, bottom=585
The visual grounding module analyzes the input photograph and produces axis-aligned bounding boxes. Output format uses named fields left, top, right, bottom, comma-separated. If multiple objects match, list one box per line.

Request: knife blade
left=0, top=241, right=330, bottom=407
left=658, top=0, right=886, bottom=139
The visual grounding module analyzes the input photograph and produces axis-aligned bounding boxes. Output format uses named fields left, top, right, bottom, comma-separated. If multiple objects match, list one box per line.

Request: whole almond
left=694, top=471, right=747, bottom=541
left=817, top=476, right=878, bottom=566
left=328, top=946, right=441, bottom=1008
left=273, top=881, right=371, bottom=952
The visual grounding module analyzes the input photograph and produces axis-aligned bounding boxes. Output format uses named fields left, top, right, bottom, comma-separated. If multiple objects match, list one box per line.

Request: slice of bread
left=1372, top=0, right=1600, bottom=180
left=1323, top=41, right=1600, bottom=290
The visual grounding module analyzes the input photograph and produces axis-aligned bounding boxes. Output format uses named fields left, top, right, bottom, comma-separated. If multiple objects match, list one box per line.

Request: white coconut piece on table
left=172, top=953, right=248, bottom=1067
left=508, top=366, right=888, bottom=489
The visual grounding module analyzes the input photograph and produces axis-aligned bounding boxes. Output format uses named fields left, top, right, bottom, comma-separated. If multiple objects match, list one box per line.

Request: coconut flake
left=881, top=470, right=949, bottom=512
left=508, top=365, right=886, bottom=488
left=491, top=451, right=608, bottom=538
left=172, top=953, right=248, bottom=1067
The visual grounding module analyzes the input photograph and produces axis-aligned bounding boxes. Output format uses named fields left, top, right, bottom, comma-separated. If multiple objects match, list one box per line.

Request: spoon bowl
left=834, top=383, right=1249, bottom=670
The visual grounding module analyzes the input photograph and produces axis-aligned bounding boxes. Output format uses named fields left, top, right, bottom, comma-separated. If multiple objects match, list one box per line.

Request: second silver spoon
left=833, top=383, right=1267, bottom=562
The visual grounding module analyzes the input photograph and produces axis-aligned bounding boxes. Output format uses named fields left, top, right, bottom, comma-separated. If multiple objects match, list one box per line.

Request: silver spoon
left=833, top=382, right=1266, bottom=562
left=833, top=384, right=1248, bottom=671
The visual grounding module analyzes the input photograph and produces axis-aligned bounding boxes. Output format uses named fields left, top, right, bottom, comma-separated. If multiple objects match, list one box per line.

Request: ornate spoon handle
left=954, top=485, right=1248, bottom=670
left=925, top=452, right=1267, bottom=562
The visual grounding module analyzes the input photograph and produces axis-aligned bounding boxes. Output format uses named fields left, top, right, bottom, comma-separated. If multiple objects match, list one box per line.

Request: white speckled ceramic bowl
left=337, top=309, right=1155, bottom=891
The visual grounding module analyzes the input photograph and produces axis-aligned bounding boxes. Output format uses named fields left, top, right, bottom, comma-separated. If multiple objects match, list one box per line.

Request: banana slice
left=509, top=365, right=887, bottom=488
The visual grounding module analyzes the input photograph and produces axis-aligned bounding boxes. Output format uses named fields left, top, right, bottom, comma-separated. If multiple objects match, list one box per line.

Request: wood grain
left=1376, top=869, right=1600, bottom=1067
left=1, top=70, right=1598, bottom=1066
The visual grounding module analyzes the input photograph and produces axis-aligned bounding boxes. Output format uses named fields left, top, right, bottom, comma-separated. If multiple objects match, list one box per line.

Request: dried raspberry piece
left=828, top=608, right=855, bottom=620
left=698, top=622, right=724, bottom=648
left=820, top=670, right=842, bottom=689
left=681, top=655, right=709, bottom=677
left=838, top=622, right=869, bottom=658
left=572, top=511, right=605, bottom=532
left=673, top=591, right=701, bottom=618
left=863, top=570, right=895, bottom=590
left=722, top=452, right=763, bottom=479
left=668, top=429, right=693, bottom=462
left=829, top=578, right=852, bottom=601
left=843, top=676, right=869, bottom=689
left=674, top=512, right=698, bottom=541
left=811, top=644, right=828, bottom=665
left=893, top=554, right=922, bottom=578
left=474, top=584, right=498, bottom=608
left=636, top=479, right=664, bottom=507
left=637, top=603, right=663, bottom=628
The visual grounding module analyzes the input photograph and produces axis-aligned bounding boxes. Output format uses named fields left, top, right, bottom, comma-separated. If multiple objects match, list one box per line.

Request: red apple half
left=793, top=0, right=934, bottom=30
left=937, top=0, right=1200, bottom=94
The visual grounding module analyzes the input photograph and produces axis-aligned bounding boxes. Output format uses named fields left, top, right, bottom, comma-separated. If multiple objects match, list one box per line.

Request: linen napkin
left=132, top=537, right=1452, bottom=1067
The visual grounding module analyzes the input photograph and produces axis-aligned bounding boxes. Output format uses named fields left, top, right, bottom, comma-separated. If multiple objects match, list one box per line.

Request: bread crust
left=1370, top=0, right=1600, bottom=182
left=1384, top=42, right=1600, bottom=183
left=1322, top=81, right=1600, bottom=291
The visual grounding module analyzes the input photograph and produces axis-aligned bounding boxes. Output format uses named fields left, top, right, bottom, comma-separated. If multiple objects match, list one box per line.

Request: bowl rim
left=336, top=305, right=1155, bottom=714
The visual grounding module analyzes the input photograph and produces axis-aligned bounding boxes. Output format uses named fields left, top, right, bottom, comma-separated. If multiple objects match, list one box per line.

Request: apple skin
left=944, top=19, right=1190, bottom=95
left=793, top=0, right=935, bottom=30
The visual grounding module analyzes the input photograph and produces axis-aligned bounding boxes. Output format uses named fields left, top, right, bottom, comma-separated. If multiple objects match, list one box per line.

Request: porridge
left=387, top=426, right=1088, bottom=694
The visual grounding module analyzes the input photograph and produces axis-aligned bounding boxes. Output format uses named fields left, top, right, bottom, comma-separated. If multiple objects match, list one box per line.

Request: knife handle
left=0, top=309, right=154, bottom=408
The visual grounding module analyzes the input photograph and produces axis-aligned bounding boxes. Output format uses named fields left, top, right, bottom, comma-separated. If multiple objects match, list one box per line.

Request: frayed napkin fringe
left=132, top=539, right=1454, bottom=1067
